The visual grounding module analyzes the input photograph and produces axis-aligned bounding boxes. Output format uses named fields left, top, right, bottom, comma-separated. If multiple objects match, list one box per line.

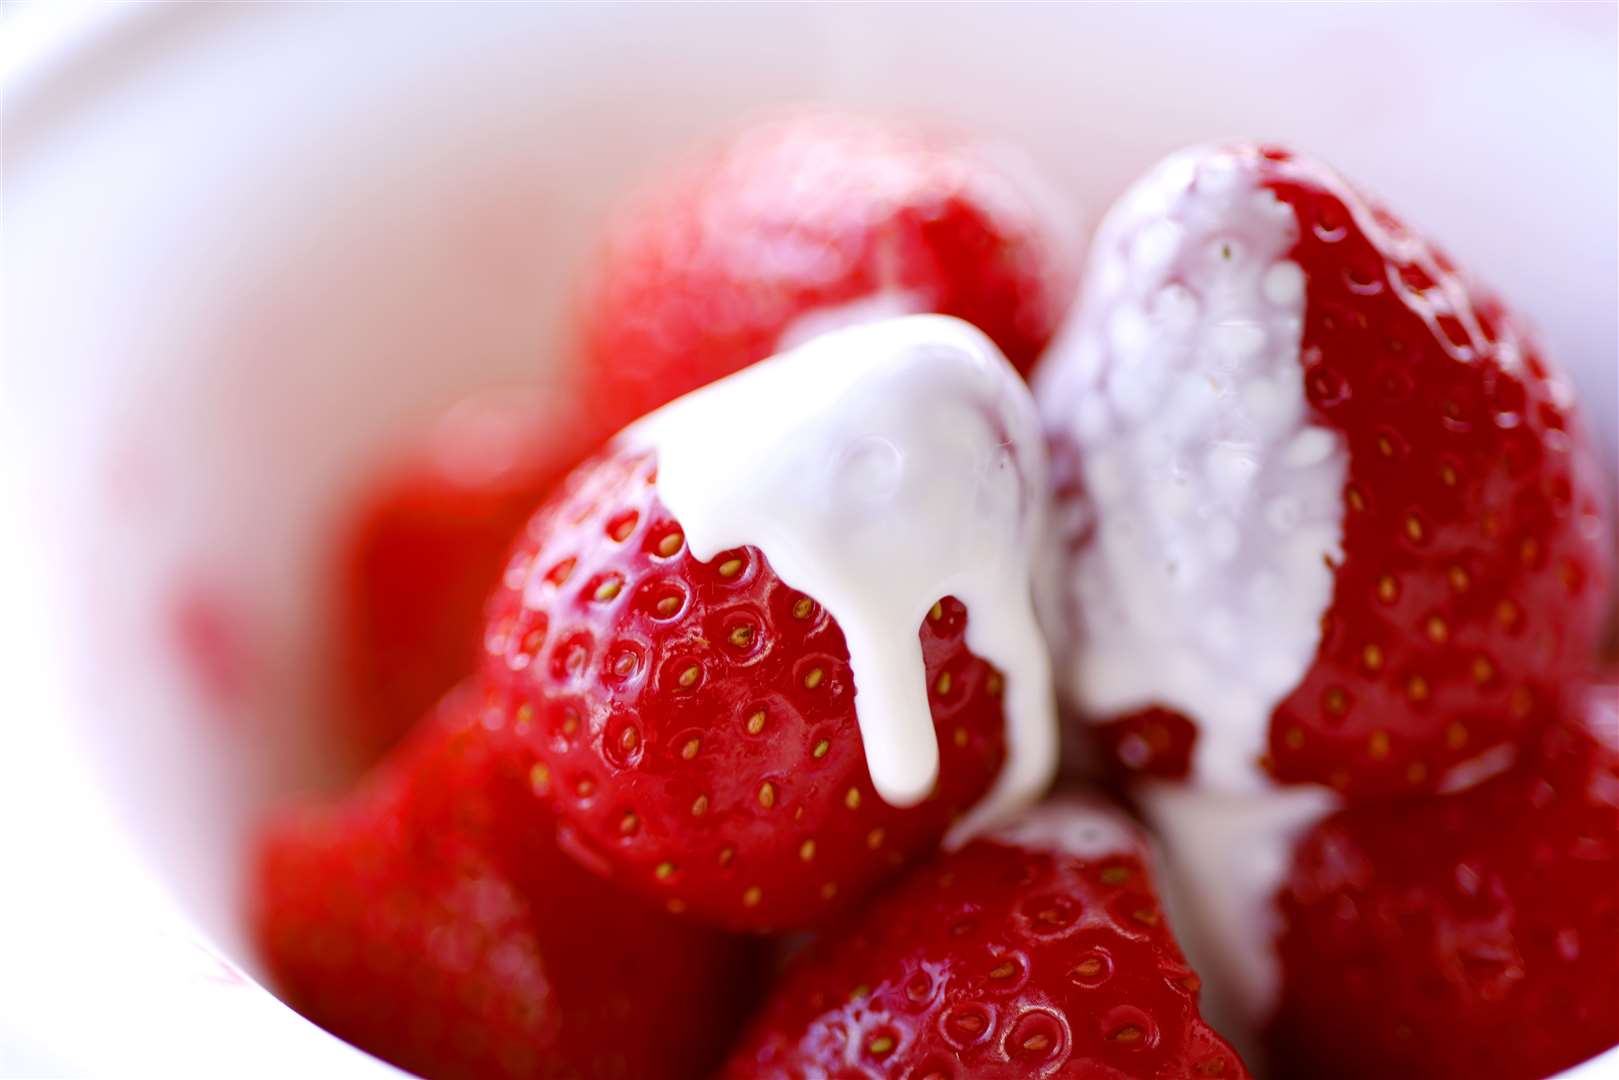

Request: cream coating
left=626, top=315, right=1057, bottom=840
left=989, top=792, right=1143, bottom=862
left=1140, top=782, right=1337, bottom=1060
left=774, top=290, right=925, bottom=353
left=1036, top=146, right=1348, bottom=790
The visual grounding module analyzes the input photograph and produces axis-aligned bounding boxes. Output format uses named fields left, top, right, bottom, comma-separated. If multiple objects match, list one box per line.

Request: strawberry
left=1266, top=682, right=1619, bottom=1078
left=578, top=109, right=1073, bottom=434
left=253, top=683, right=762, bottom=1080
left=1039, top=144, right=1612, bottom=797
left=335, top=388, right=597, bottom=765
left=719, top=794, right=1251, bottom=1079
left=480, top=442, right=1010, bottom=932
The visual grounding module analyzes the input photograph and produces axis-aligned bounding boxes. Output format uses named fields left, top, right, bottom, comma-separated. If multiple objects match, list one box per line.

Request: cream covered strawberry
left=482, top=316, right=1058, bottom=931
left=1036, top=144, right=1611, bottom=798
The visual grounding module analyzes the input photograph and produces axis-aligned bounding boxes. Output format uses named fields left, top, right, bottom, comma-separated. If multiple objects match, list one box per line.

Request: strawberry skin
left=719, top=795, right=1251, bottom=1079
left=578, top=109, right=1072, bottom=434
left=335, top=390, right=597, bottom=765
left=1075, top=145, right=1611, bottom=797
left=253, top=683, right=762, bottom=1080
left=1267, top=683, right=1619, bottom=1079
left=480, top=442, right=1010, bottom=932
left=1261, top=148, right=1612, bottom=795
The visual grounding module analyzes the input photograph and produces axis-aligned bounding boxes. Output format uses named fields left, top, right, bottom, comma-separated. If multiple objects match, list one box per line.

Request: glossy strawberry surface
left=1267, top=683, right=1619, bottom=1079
left=1088, top=146, right=1611, bottom=797
left=335, top=390, right=597, bottom=765
left=253, top=684, right=762, bottom=1080
left=720, top=796, right=1251, bottom=1079
left=480, top=443, right=1009, bottom=932
left=578, top=110, right=1071, bottom=434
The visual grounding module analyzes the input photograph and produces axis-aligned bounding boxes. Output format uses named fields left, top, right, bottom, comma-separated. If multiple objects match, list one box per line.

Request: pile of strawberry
left=258, top=112, right=1616, bottom=1080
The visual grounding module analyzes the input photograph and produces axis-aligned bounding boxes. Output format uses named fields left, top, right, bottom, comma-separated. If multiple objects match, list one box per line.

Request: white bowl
left=2, top=3, right=1614, bottom=1077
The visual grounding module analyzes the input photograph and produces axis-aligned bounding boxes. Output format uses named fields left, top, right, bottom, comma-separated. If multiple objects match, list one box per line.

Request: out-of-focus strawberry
left=254, top=683, right=762, bottom=1080
left=579, top=109, right=1073, bottom=433
left=335, top=388, right=597, bottom=764
left=1267, top=682, right=1619, bottom=1079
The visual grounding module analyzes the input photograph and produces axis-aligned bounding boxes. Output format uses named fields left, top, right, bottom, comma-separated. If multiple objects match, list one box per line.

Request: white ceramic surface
left=2, top=3, right=1614, bottom=1077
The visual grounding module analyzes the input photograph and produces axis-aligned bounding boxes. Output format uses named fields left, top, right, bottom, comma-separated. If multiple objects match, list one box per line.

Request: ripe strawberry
left=1041, top=144, right=1611, bottom=797
left=253, top=683, right=762, bottom=1080
left=1267, top=683, right=1619, bottom=1079
left=578, top=109, right=1073, bottom=433
left=335, top=388, right=598, bottom=765
left=719, top=794, right=1251, bottom=1079
left=480, top=442, right=1010, bottom=932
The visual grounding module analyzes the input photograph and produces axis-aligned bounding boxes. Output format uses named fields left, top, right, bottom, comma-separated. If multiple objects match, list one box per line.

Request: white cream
left=1589, top=685, right=1618, bottom=752
left=774, top=291, right=925, bottom=354
left=1140, top=783, right=1336, bottom=1061
left=990, top=792, right=1141, bottom=861
left=1035, top=146, right=1348, bottom=791
left=626, top=314, right=1057, bottom=840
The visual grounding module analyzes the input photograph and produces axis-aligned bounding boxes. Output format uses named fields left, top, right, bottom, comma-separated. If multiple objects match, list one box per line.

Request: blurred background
left=2, top=3, right=1615, bottom=1076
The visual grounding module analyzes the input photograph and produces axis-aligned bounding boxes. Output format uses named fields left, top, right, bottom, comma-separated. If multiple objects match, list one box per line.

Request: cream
left=1036, top=146, right=1348, bottom=791
left=1140, top=782, right=1337, bottom=1059
left=990, top=792, right=1142, bottom=862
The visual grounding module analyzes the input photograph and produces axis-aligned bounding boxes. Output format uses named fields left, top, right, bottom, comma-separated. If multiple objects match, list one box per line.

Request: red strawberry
left=1267, top=682, right=1619, bottom=1079
left=480, top=442, right=1010, bottom=932
left=335, top=388, right=597, bottom=764
left=719, top=794, right=1251, bottom=1079
left=578, top=109, right=1073, bottom=433
left=254, top=683, right=762, bottom=1080
left=1039, top=144, right=1612, bottom=798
